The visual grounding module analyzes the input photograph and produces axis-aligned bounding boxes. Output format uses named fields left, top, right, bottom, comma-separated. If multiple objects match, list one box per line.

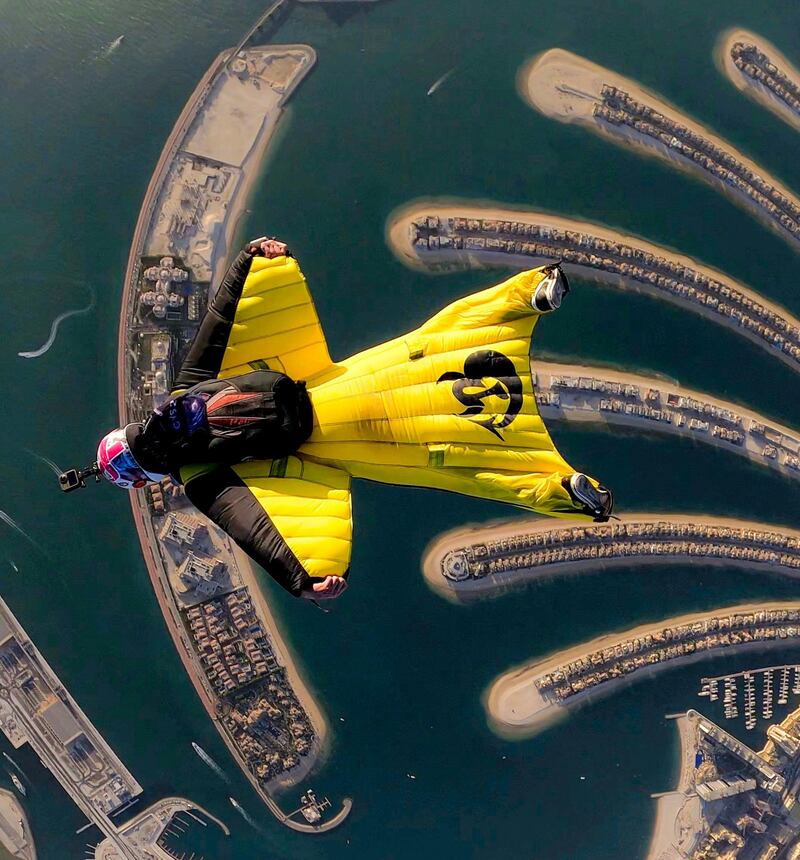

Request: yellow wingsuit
left=178, top=253, right=608, bottom=591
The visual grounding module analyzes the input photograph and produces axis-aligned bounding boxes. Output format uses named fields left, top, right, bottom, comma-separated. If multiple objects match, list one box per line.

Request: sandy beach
left=387, top=200, right=800, bottom=373
left=518, top=48, right=800, bottom=250
left=645, top=715, right=701, bottom=860
left=485, top=601, right=800, bottom=740
left=717, top=29, right=800, bottom=134
left=423, top=513, right=800, bottom=602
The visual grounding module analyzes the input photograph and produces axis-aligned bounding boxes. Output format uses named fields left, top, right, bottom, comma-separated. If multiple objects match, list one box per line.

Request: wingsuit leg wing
left=183, top=457, right=352, bottom=597
left=300, top=265, right=612, bottom=520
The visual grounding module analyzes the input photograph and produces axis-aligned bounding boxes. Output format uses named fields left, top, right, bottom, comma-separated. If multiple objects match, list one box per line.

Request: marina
left=699, top=665, right=800, bottom=731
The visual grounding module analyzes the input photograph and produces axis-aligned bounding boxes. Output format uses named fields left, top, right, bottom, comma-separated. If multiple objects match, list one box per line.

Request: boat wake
left=96, top=35, right=125, bottom=60
left=191, top=742, right=231, bottom=784
left=229, top=798, right=262, bottom=832
left=23, top=449, right=62, bottom=476
left=18, top=289, right=95, bottom=359
left=3, top=753, right=27, bottom=783
left=0, top=510, right=47, bottom=556
left=427, top=66, right=456, bottom=96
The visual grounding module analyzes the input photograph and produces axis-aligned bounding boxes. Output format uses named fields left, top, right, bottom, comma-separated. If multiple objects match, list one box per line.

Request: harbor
left=699, top=665, right=800, bottom=731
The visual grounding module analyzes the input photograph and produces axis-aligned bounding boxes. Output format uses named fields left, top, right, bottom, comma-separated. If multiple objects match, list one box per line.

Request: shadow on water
left=309, top=1, right=391, bottom=27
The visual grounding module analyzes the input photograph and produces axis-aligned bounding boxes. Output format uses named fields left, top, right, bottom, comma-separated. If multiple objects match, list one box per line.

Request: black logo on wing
left=437, top=350, right=523, bottom=439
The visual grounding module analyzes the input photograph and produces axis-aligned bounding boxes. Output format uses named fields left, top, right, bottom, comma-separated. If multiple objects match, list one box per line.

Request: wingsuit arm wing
left=182, top=457, right=352, bottom=597
left=171, top=248, right=257, bottom=393
left=173, top=247, right=335, bottom=393
left=217, top=254, right=334, bottom=382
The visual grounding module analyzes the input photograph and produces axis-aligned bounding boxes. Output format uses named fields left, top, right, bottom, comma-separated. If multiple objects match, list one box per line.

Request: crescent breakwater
left=116, top=37, right=350, bottom=832
left=424, top=515, right=800, bottom=602
left=389, top=203, right=800, bottom=372
left=94, top=798, right=230, bottom=860
left=486, top=603, right=800, bottom=739
left=519, top=48, right=800, bottom=251
left=720, top=29, right=800, bottom=134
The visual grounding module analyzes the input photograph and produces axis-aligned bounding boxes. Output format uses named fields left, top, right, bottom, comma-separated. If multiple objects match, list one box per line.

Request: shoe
left=532, top=264, right=570, bottom=312
left=565, top=473, right=614, bottom=521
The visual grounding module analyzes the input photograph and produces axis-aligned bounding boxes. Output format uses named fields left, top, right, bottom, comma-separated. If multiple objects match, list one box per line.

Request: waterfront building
left=159, top=511, right=210, bottom=551
left=176, top=552, right=226, bottom=597
left=0, top=598, right=142, bottom=826
left=729, top=36, right=800, bottom=128
left=403, top=211, right=800, bottom=370
left=141, top=256, right=188, bottom=320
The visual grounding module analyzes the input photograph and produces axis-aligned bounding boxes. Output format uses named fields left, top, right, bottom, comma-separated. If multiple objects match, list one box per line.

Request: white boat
left=9, top=773, right=25, bottom=796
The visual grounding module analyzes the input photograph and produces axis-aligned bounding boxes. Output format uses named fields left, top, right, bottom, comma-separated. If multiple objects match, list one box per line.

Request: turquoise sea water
left=3, top=1, right=800, bottom=857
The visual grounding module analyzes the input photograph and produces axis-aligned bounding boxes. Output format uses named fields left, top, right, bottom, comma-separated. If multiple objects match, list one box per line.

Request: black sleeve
left=184, top=466, right=312, bottom=597
left=172, top=249, right=256, bottom=392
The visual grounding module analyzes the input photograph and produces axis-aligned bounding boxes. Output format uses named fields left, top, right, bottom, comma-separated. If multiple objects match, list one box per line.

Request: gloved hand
left=246, top=236, right=289, bottom=258
left=301, top=575, right=349, bottom=600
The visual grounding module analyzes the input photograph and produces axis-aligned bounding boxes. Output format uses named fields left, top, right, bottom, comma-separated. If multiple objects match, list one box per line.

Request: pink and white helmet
left=96, top=426, right=150, bottom=489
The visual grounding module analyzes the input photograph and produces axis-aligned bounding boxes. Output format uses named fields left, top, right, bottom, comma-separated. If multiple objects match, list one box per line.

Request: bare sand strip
left=387, top=200, right=800, bottom=373
left=485, top=601, right=800, bottom=740
left=645, top=715, right=702, bottom=860
left=718, top=29, right=800, bottom=134
left=518, top=48, right=800, bottom=250
left=423, top=514, right=800, bottom=603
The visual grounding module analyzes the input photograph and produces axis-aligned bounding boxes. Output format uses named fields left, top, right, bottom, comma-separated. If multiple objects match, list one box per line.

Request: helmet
left=97, top=426, right=150, bottom=489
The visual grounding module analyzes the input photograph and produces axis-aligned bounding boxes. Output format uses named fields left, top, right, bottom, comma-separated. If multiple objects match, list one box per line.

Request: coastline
left=517, top=48, right=800, bottom=251
left=231, top=546, right=328, bottom=790
left=485, top=601, right=800, bottom=740
left=645, top=716, right=699, bottom=860
left=532, top=359, right=800, bottom=482
left=95, top=797, right=230, bottom=859
left=0, top=789, right=34, bottom=860
left=422, top=513, right=800, bottom=602
left=717, top=28, right=800, bottom=134
left=115, top=41, right=349, bottom=827
left=386, top=199, right=800, bottom=374
left=208, top=46, right=317, bottom=287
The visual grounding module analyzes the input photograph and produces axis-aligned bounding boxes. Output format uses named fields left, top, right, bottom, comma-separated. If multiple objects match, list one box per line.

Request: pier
left=699, top=665, right=800, bottom=731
